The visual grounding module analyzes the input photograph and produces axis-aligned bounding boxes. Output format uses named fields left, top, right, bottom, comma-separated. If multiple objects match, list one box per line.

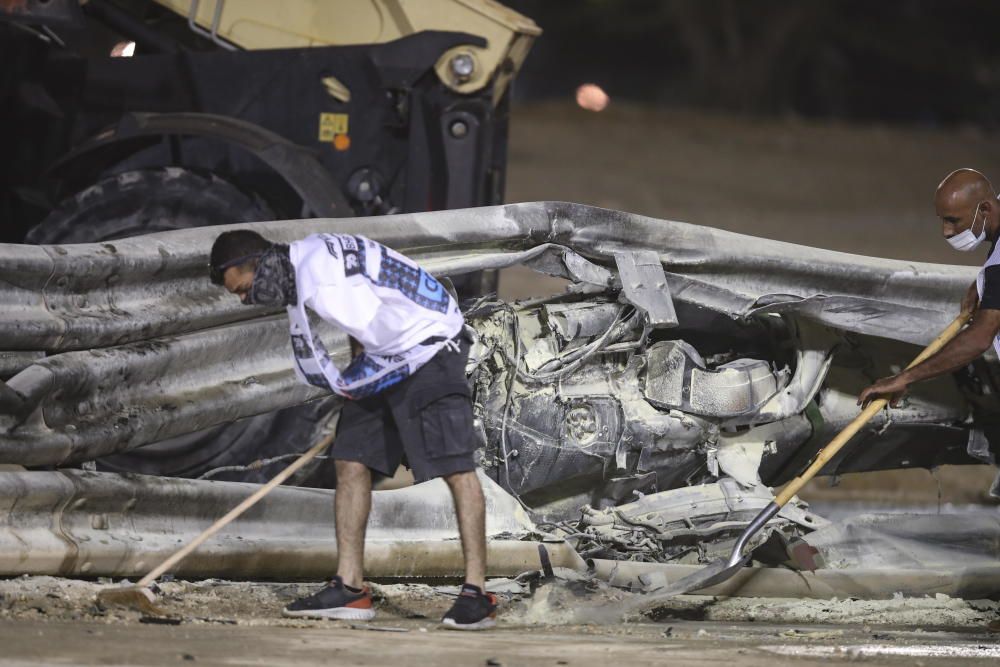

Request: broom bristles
left=96, top=585, right=164, bottom=615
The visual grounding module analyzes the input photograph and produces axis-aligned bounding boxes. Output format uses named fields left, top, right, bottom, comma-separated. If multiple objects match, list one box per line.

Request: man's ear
left=982, top=199, right=999, bottom=228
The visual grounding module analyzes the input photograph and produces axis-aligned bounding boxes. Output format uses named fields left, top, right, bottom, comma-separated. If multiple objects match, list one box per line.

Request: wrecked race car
left=1, top=202, right=998, bottom=588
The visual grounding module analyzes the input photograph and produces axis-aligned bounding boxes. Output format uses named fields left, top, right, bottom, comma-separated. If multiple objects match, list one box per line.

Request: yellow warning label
left=318, top=113, right=349, bottom=142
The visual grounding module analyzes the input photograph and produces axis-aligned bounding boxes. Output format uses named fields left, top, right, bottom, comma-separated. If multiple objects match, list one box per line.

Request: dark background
left=506, top=0, right=1000, bottom=126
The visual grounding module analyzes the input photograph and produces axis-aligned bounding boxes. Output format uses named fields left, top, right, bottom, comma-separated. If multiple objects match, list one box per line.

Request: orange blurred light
left=576, top=83, right=609, bottom=112
left=333, top=134, right=351, bottom=151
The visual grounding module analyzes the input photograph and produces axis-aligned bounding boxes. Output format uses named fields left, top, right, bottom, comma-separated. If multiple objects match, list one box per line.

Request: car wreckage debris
left=1, top=202, right=998, bottom=599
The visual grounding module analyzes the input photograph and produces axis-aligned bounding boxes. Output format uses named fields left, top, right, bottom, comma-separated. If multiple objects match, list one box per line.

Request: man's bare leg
left=444, top=470, right=487, bottom=590
left=335, top=459, right=372, bottom=589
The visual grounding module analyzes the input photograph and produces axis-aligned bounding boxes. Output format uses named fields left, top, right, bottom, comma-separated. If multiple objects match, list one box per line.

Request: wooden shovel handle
left=774, top=309, right=972, bottom=507
left=136, top=431, right=335, bottom=588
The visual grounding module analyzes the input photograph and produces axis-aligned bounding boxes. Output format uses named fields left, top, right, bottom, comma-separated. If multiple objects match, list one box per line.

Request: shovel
left=634, top=309, right=973, bottom=602
left=97, top=431, right=335, bottom=614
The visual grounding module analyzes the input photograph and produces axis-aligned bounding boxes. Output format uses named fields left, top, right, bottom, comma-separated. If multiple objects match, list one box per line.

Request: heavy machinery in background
left=0, top=0, right=538, bottom=479
left=0, top=0, right=539, bottom=242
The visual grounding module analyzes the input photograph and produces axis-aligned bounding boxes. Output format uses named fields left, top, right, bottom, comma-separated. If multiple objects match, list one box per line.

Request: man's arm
left=856, top=309, right=1000, bottom=407
left=962, top=279, right=980, bottom=315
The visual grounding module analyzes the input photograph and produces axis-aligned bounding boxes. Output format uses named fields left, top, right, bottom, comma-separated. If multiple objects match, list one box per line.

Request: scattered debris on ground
left=1, top=575, right=996, bottom=632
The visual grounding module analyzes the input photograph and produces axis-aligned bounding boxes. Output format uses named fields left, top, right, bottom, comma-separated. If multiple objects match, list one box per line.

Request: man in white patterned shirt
left=210, top=229, right=497, bottom=630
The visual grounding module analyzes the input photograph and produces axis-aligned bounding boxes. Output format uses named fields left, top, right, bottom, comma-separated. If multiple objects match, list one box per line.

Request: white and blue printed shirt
left=286, top=233, right=464, bottom=399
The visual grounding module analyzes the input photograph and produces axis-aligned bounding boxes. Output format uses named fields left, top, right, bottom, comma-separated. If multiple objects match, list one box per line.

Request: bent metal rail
left=0, top=202, right=972, bottom=467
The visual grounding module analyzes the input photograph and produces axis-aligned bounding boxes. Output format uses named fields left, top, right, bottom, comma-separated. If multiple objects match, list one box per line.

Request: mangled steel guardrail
left=0, top=202, right=975, bottom=468
left=0, top=242, right=612, bottom=466
left=0, top=468, right=585, bottom=579
left=1, top=202, right=996, bottom=596
left=1, top=202, right=974, bottom=353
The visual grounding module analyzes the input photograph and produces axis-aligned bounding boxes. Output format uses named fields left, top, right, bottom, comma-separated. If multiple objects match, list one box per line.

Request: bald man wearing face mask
left=858, top=169, right=1000, bottom=408
left=858, top=169, right=1000, bottom=634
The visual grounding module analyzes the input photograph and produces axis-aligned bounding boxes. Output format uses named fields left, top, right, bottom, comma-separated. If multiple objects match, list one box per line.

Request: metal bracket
left=613, top=250, right=678, bottom=328
left=186, top=0, right=237, bottom=51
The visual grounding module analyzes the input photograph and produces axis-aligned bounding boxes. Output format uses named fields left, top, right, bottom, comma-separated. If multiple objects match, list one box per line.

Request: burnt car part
left=568, top=479, right=827, bottom=564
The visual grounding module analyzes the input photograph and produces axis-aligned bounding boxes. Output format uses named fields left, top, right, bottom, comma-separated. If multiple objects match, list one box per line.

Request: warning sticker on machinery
left=318, top=113, right=349, bottom=142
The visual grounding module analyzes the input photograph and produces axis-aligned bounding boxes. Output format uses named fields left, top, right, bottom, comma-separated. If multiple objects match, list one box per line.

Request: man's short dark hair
left=209, top=230, right=273, bottom=285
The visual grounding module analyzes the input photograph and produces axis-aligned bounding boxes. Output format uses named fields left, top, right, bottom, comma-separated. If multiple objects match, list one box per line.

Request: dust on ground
left=1, top=574, right=996, bottom=629
left=1, top=575, right=999, bottom=666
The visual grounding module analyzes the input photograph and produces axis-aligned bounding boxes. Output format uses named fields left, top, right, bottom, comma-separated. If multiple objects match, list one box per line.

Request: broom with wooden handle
left=629, top=308, right=973, bottom=603
left=97, top=431, right=335, bottom=614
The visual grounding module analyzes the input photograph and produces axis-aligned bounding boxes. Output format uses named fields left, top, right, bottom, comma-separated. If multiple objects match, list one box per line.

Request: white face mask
left=947, top=202, right=988, bottom=252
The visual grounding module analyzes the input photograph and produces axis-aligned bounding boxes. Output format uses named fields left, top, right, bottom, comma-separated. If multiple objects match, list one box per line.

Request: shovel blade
left=648, top=554, right=750, bottom=598
left=620, top=555, right=751, bottom=621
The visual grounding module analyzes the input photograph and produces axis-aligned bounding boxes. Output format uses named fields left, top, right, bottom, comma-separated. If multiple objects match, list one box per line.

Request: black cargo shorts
left=330, top=335, right=478, bottom=482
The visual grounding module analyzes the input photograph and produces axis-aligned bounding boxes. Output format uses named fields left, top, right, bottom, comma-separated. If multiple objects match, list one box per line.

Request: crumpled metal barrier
left=0, top=202, right=975, bottom=466
left=2, top=317, right=332, bottom=466
left=0, top=468, right=585, bottom=579
left=0, top=244, right=607, bottom=466
left=0, top=201, right=973, bottom=353
left=0, top=207, right=546, bottom=353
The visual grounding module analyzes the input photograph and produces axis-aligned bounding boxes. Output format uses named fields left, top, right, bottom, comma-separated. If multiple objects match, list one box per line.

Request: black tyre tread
left=26, top=168, right=271, bottom=244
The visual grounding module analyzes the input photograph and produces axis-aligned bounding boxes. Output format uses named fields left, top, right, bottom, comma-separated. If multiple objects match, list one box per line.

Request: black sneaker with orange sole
left=283, top=576, right=375, bottom=620
left=441, top=583, right=497, bottom=630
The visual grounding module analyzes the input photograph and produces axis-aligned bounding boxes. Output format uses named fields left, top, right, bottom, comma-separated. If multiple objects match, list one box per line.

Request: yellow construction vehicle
left=0, top=0, right=538, bottom=482
left=1, top=0, right=540, bottom=240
